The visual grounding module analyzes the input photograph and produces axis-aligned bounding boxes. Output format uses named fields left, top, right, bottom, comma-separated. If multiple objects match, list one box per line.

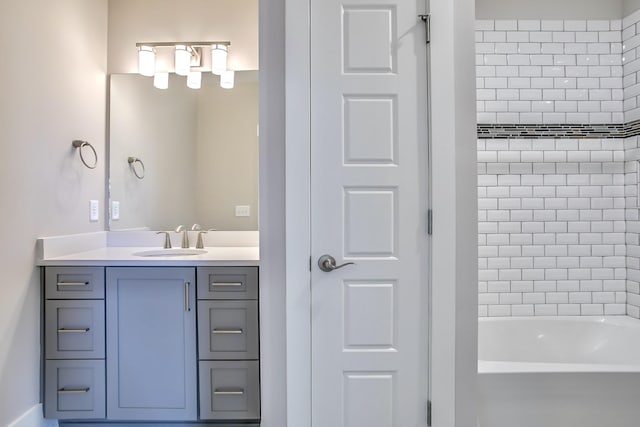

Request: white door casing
left=310, top=0, right=430, bottom=425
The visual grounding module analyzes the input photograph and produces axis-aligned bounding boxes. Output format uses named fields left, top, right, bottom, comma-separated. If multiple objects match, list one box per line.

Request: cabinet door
left=44, top=360, right=105, bottom=420
left=199, top=360, right=260, bottom=420
left=197, top=267, right=258, bottom=300
left=106, top=267, right=197, bottom=420
left=197, top=300, right=259, bottom=360
left=45, top=267, right=104, bottom=299
left=45, top=300, right=105, bottom=359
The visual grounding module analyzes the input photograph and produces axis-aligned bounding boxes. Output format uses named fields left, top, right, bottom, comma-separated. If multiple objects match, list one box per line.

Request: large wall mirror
left=108, top=71, right=258, bottom=231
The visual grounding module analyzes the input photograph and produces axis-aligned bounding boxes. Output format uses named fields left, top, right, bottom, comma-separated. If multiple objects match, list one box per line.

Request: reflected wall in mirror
left=108, top=71, right=258, bottom=231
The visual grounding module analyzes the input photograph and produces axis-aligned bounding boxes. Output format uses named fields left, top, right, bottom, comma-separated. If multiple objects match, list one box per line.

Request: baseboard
left=7, top=404, right=58, bottom=427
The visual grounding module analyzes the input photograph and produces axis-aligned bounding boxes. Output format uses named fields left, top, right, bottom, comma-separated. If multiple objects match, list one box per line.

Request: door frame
left=259, top=0, right=478, bottom=425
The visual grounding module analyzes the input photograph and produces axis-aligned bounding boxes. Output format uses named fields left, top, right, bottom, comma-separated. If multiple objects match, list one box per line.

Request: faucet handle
left=156, top=231, right=172, bottom=249
left=191, top=223, right=202, bottom=231
left=175, top=224, right=185, bottom=233
left=196, top=229, right=216, bottom=249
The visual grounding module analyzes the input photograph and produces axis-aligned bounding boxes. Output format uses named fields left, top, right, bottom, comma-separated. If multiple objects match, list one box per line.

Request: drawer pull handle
left=58, top=387, right=90, bottom=394
left=57, top=281, right=90, bottom=287
left=214, top=388, right=245, bottom=396
left=57, top=328, right=90, bottom=333
left=211, top=282, right=243, bottom=287
left=212, top=328, right=244, bottom=335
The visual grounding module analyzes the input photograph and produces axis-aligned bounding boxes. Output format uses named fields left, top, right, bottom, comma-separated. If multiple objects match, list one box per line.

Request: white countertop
left=38, top=246, right=259, bottom=266
left=36, top=231, right=260, bottom=266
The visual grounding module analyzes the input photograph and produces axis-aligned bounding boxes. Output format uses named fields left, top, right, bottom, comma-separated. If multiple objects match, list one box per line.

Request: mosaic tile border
left=477, top=120, right=640, bottom=139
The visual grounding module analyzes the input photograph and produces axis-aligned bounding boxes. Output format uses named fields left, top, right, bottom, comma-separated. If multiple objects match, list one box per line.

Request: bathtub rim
left=478, top=315, right=640, bottom=374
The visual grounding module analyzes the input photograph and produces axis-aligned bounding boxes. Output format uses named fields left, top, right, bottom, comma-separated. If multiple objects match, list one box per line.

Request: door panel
left=311, top=0, right=429, bottom=425
left=106, top=267, right=197, bottom=420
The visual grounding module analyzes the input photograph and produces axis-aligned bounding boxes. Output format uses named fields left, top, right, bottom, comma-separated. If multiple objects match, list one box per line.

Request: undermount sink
left=133, top=248, right=208, bottom=257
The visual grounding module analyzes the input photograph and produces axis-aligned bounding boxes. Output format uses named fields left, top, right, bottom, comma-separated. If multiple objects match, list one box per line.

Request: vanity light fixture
left=211, top=44, right=228, bottom=75
left=136, top=41, right=231, bottom=88
left=220, top=70, right=235, bottom=89
left=174, top=45, right=192, bottom=76
left=187, top=71, right=202, bottom=89
left=138, top=46, right=156, bottom=77
left=153, top=72, right=169, bottom=89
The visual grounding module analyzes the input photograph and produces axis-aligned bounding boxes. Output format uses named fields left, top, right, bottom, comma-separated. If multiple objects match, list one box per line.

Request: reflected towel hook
left=72, top=140, right=97, bottom=169
left=128, top=157, right=145, bottom=179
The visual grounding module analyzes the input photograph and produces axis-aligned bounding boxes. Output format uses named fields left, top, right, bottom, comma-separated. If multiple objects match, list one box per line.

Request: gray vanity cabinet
left=44, top=264, right=259, bottom=424
left=43, top=266, right=106, bottom=420
left=197, top=266, right=260, bottom=421
left=105, top=267, right=197, bottom=421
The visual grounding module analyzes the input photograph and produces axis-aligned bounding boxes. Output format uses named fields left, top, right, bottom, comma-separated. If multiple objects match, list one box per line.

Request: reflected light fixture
left=174, top=45, right=191, bottom=76
left=138, top=46, right=156, bottom=77
left=187, top=71, right=202, bottom=89
left=220, top=70, right=235, bottom=89
left=211, top=44, right=228, bottom=75
left=153, top=72, right=169, bottom=89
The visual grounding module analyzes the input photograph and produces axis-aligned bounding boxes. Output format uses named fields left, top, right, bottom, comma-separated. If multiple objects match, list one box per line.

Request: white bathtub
left=478, top=316, right=640, bottom=427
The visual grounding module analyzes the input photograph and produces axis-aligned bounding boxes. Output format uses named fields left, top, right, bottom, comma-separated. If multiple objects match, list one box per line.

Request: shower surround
left=477, top=12, right=640, bottom=317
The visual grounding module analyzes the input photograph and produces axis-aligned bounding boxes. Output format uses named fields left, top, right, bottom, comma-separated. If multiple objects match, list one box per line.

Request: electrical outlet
left=112, top=201, right=120, bottom=220
left=235, top=205, right=250, bottom=217
left=90, top=200, right=99, bottom=222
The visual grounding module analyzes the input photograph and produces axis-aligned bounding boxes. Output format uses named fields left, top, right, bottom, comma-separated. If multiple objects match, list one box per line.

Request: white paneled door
left=310, top=0, right=429, bottom=425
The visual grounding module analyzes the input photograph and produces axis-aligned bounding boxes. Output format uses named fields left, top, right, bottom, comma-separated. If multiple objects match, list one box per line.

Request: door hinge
left=419, top=14, right=431, bottom=44
left=427, top=209, right=433, bottom=235
left=427, top=399, right=432, bottom=426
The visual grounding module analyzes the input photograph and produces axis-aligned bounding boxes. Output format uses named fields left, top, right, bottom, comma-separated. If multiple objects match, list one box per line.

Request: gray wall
left=477, top=0, right=624, bottom=19
left=0, top=0, right=108, bottom=424
left=625, top=0, right=640, bottom=15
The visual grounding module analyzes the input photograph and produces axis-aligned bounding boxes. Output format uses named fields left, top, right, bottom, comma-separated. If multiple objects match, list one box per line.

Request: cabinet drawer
left=45, top=300, right=105, bottom=359
left=44, top=360, right=105, bottom=420
left=197, top=267, right=258, bottom=300
left=198, top=300, right=259, bottom=360
left=199, top=361, right=260, bottom=420
left=45, top=267, right=104, bottom=299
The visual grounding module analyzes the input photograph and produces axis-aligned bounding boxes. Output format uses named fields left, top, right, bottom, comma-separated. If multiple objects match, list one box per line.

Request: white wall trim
left=258, top=0, right=288, bottom=424
left=284, top=0, right=312, bottom=423
left=7, top=404, right=58, bottom=427
left=430, top=0, right=479, bottom=425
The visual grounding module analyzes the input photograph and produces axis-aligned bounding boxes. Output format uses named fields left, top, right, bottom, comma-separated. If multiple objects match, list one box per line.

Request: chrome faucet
left=195, top=228, right=216, bottom=249
left=175, top=225, right=189, bottom=248
left=156, top=231, right=172, bottom=249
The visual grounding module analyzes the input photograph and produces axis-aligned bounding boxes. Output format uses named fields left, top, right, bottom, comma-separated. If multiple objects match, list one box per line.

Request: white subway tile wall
left=477, top=138, right=627, bottom=317
left=625, top=135, right=640, bottom=318
left=624, top=11, right=640, bottom=123
left=476, top=19, right=624, bottom=124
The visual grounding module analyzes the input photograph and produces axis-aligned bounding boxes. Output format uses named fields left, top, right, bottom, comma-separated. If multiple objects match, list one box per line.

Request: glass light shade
left=187, top=71, right=202, bottom=89
left=153, top=72, right=169, bottom=89
left=175, top=45, right=191, bottom=76
left=211, top=44, right=228, bottom=75
left=220, top=70, right=235, bottom=89
left=138, top=46, right=156, bottom=77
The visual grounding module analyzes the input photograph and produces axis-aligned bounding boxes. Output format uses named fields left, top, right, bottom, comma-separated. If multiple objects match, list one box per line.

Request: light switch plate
left=112, top=201, right=120, bottom=220
left=90, top=200, right=99, bottom=222
left=235, top=205, right=250, bottom=217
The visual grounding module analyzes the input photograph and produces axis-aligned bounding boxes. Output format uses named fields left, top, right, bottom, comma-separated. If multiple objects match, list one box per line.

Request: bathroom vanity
left=38, top=233, right=260, bottom=426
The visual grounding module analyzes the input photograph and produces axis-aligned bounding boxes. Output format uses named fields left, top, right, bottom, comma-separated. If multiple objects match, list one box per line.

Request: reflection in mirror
left=108, top=71, right=258, bottom=231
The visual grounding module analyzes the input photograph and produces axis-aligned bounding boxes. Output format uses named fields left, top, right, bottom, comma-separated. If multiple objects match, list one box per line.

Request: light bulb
left=175, top=45, right=191, bottom=76
left=211, top=44, right=228, bottom=75
left=187, top=71, right=202, bottom=89
left=220, top=70, right=235, bottom=89
left=138, top=46, right=156, bottom=77
left=153, top=72, right=169, bottom=89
